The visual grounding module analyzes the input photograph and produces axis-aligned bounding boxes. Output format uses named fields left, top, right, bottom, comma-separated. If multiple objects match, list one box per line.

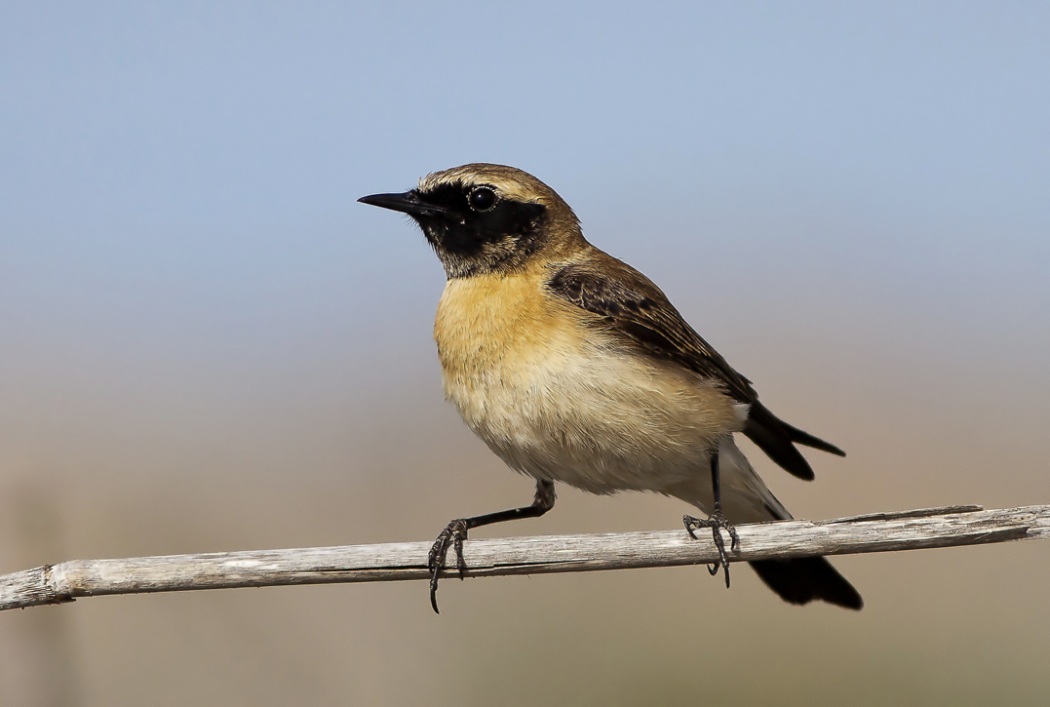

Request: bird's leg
left=428, top=479, right=555, bottom=613
left=683, top=451, right=739, bottom=588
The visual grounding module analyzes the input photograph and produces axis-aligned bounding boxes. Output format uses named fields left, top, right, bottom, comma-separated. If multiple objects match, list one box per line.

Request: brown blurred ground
left=2, top=301, right=1048, bottom=706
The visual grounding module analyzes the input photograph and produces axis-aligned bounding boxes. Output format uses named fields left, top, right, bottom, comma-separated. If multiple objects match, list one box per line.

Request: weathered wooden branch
left=1, top=504, right=1047, bottom=612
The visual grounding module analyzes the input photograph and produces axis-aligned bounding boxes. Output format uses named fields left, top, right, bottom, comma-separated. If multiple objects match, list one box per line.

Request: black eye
left=467, top=186, right=497, bottom=212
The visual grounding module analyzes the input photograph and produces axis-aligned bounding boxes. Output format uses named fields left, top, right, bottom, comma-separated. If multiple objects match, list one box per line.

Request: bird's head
left=359, top=163, right=583, bottom=278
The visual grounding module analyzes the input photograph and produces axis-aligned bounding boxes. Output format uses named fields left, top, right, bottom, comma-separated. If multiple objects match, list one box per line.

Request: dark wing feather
left=545, top=252, right=843, bottom=480
left=546, top=254, right=757, bottom=403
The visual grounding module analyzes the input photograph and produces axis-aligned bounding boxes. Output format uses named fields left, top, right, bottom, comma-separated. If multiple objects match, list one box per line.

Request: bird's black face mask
left=359, top=183, right=547, bottom=278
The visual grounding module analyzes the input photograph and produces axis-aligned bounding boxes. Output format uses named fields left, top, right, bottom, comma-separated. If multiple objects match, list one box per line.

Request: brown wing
left=545, top=251, right=843, bottom=480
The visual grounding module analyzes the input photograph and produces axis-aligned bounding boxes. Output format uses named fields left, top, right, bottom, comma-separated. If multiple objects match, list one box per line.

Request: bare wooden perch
left=1, top=504, right=1047, bottom=612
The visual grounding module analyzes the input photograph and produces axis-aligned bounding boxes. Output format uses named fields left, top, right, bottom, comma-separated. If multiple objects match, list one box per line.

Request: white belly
left=442, top=320, right=741, bottom=496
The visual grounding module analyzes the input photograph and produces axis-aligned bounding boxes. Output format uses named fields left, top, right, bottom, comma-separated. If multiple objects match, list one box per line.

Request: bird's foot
left=683, top=512, right=740, bottom=588
left=427, top=518, right=470, bottom=614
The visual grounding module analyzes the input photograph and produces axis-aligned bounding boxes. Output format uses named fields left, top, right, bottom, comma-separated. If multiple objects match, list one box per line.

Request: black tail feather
left=750, top=557, right=863, bottom=610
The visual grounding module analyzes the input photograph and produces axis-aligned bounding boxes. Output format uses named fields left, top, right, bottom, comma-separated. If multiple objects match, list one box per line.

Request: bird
left=358, top=163, right=862, bottom=612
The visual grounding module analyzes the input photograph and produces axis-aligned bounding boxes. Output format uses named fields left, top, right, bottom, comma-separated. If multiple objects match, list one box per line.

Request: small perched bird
left=359, top=164, right=862, bottom=612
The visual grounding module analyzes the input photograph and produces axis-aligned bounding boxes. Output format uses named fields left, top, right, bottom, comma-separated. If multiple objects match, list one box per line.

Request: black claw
left=452, top=530, right=467, bottom=577
left=423, top=480, right=557, bottom=614
left=683, top=513, right=739, bottom=589
left=427, top=519, right=470, bottom=614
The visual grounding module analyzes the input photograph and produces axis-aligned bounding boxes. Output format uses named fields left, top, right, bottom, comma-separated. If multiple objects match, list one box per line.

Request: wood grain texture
left=1, top=504, right=1046, bottom=611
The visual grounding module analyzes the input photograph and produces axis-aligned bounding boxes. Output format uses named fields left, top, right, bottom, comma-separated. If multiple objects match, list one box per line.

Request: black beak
left=357, top=190, right=451, bottom=219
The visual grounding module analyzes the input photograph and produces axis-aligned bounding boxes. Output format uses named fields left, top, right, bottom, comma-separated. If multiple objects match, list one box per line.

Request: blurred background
left=2, top=2, right=1048, bottom=705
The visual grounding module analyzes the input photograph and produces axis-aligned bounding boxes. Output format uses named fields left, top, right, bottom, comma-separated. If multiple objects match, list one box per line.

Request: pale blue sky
left=3, top=2, right=1049, bottom=466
